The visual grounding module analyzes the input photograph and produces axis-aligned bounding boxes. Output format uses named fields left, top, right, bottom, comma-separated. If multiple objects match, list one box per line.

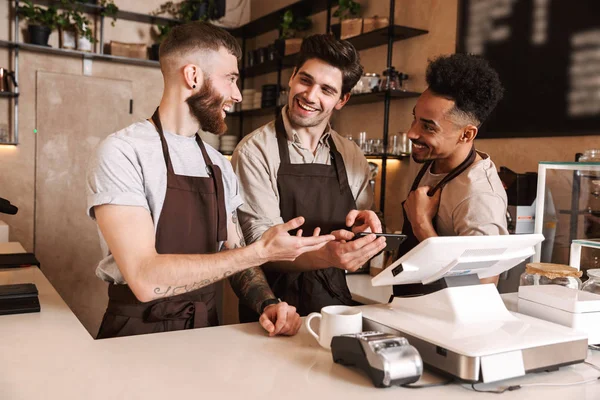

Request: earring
left=192, top=84, right=196, bottom=89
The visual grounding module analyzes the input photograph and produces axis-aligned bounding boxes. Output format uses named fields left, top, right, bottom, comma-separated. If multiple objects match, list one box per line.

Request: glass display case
left=534, top=162, right=600, bottom=282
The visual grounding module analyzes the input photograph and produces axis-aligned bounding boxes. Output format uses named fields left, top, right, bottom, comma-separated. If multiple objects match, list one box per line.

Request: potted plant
left=56, top=10, right=77, bottom=49
left=71, top=11, right=95, bottom=52
left=18, top=0, right=58, bottom=47
left=275, top=10, right=312, bottom=57
left=333, top=0, right=362, bottom=40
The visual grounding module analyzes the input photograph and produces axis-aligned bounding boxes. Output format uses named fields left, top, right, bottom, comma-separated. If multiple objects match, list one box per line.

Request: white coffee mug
left=305, top=305, right=362, bottom=349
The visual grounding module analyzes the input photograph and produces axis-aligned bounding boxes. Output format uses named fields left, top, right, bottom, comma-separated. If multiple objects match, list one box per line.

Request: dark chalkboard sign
left=457, top=0, right=600, bottom=138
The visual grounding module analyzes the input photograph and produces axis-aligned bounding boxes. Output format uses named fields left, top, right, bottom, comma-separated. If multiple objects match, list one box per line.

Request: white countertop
left=1, top=267, right=599, bottom=399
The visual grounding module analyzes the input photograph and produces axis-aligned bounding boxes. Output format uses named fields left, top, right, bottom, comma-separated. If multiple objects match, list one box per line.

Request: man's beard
left=186, top=78, right=227, bottom=135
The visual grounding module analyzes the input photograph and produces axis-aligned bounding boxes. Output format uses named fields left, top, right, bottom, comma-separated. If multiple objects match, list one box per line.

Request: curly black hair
left=426, top=53, right=504, bottom=126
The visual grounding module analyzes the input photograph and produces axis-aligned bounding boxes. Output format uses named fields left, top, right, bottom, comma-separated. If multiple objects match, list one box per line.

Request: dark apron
left=393, top=147, right=477, bottom=297
left=97, top=107, right=228, bottom=339
left=239, top=114, right=357, bottom=320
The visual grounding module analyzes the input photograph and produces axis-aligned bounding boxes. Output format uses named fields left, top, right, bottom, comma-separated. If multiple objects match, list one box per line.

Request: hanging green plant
left=152, top=0, right=218, bottom=23
left=18, top=0, right=59, bottom=29
left=98, top=0, right=119, bottom=27
left=333, top=0, right=361, bottom=21
left=279, top=10, right=312, bottom=39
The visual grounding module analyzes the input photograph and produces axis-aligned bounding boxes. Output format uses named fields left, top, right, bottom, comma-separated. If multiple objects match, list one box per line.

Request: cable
left=464, top=372, right=600, bottom=394
left=518, top=376, right=600, bottom=388
left=467, top=383, right=520, bottom=394
left=585, top=361, right=600, bottom=372
left=401, top=378, right=454, bottom=389
left=589, top=344, right=600, bottom=352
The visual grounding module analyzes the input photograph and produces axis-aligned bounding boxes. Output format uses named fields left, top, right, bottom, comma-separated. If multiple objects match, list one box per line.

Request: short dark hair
left=426, top=53, right=504, bottom=126
left=293, top=34, right=363, bottom=96
left=159, top=21, right=241, bottom=64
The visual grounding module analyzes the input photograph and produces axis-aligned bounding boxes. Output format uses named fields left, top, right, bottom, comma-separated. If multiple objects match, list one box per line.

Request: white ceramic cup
left=305, top=305, right=362, bottom=349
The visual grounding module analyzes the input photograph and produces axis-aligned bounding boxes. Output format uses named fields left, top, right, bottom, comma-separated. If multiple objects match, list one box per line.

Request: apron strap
left=328, top=136, right=352, bottom=197
left=195, top=134, right=228, bottom=242
left=409, top=145, right=477, bottom=196
left=427, top=145, right=477, bottom=196
left=151, top=107, right=176, bottom=176
left=275, top=113, right=291, bottom=165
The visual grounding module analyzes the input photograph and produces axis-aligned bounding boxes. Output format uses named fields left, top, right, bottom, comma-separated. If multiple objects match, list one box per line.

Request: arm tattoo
left=152, top=270, right=233, bottom=299
left=228, top=267, right=274, bottom=315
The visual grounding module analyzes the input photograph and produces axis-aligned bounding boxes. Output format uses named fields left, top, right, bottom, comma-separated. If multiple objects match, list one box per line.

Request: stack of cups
left=241, top=89, right=255, bottom=111
left=261, top=84, right=279, bottom=108
left=219, top=135, right=238, bottom=154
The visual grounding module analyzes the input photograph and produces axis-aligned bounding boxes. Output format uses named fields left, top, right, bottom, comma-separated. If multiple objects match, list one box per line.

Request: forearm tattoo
left=153, top=270, right=233, bottom=299
left=229, top=267, right=274, bottom=314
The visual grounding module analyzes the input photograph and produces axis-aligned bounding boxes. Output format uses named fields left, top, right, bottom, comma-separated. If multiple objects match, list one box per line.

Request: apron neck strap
left=151, top=107, right=175, bottom=175
left=275, top=113, right=291, bottom=165
left=411, top=145, right=478, bottom=196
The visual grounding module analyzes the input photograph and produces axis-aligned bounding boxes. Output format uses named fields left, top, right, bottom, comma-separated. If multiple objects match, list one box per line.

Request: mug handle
left=305, top=312, right=321, bottom=342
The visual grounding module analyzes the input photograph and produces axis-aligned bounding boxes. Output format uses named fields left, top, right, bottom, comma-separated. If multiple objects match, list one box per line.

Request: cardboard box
left=109, top=41, right=147, bottom=59
left=363, top=16, right=389, bottom=33
left=341, top=18, right=363, bottom=39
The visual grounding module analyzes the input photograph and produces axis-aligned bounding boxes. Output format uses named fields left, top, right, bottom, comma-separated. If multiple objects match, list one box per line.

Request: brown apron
left=393, top=147, right=477, bottom=297
left=97, top=107, right=228, bottom=339
left=239, top=114, right=357, bottom=320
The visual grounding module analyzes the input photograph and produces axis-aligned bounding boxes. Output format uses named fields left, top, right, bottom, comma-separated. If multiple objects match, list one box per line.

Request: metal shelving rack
left=2, top=0, right=428, bottom=216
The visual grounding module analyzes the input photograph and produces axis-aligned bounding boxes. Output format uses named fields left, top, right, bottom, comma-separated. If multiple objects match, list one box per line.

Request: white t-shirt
left=87, top=120, right=243, bottom=283
left=416, top=152, right=508, bottom=236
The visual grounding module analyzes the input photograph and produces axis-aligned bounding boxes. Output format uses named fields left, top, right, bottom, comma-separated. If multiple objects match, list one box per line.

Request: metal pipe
left=14, top=0, right=20, bottom=144
left=380, top=0, right=396, bottom=213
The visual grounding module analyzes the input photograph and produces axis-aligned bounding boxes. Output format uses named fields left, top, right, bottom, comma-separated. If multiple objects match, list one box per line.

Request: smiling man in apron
left=87, top=22, right=335, bottom=339
left=231, top=35, right=386, bottom=319
left=393, top=53, right=508, bottom=297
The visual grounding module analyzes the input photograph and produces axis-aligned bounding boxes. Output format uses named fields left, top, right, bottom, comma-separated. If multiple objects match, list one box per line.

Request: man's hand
left=314, top=230, right=386, bottom=272
left=259, top=302, right=302, bottom=337
left=404, top=186, right=441, bottom=241
left=345, top=209, right=382, bottom=234
left=256, top=217, right=335, bottom=263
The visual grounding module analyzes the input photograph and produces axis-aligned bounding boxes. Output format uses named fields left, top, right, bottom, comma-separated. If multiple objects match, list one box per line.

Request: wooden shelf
left=230, top=0, right=338, bottom=38
left=366, top=153, right=410, bottom=160
left=333, top=25, right=429, bottom=51
left=346, top=90, right=421, bottom=106
left=243, top=54, right=297, bottom=78
left=0, top=40, right=160, bottom=68
left=242, top=25, right=427, bottom=78
left=32, top=0, right=179, bottom=26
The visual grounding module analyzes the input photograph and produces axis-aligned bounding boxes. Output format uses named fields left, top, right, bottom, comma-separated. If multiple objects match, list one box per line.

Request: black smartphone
left=353, top=232, right=407, bottom=253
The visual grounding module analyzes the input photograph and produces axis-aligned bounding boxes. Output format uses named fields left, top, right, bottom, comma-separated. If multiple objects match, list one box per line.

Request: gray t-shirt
left=87, top=120, right=243, bottom=283
left=417, top=152, right=508, bottom=237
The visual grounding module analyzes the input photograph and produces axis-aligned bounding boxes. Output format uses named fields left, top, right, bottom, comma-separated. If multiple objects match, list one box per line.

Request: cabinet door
left=35, top=71, right=133, bottom=336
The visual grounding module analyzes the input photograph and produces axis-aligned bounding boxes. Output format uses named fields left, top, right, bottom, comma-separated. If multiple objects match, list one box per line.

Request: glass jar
left=519, top=262, right=582, bottom=290
left=362, top=73, right=380, bottom=93
left=581, top=269, right=600, bottom=294
left=579, top=149, right=600, bottom=237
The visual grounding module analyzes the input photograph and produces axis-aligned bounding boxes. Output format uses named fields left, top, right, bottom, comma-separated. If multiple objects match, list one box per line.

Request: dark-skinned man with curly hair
left=393, top=53, right=507, bottom=297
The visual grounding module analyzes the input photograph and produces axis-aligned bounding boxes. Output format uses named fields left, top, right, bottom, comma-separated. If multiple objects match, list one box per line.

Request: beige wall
left=0, top=1, right=597, bottom=331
